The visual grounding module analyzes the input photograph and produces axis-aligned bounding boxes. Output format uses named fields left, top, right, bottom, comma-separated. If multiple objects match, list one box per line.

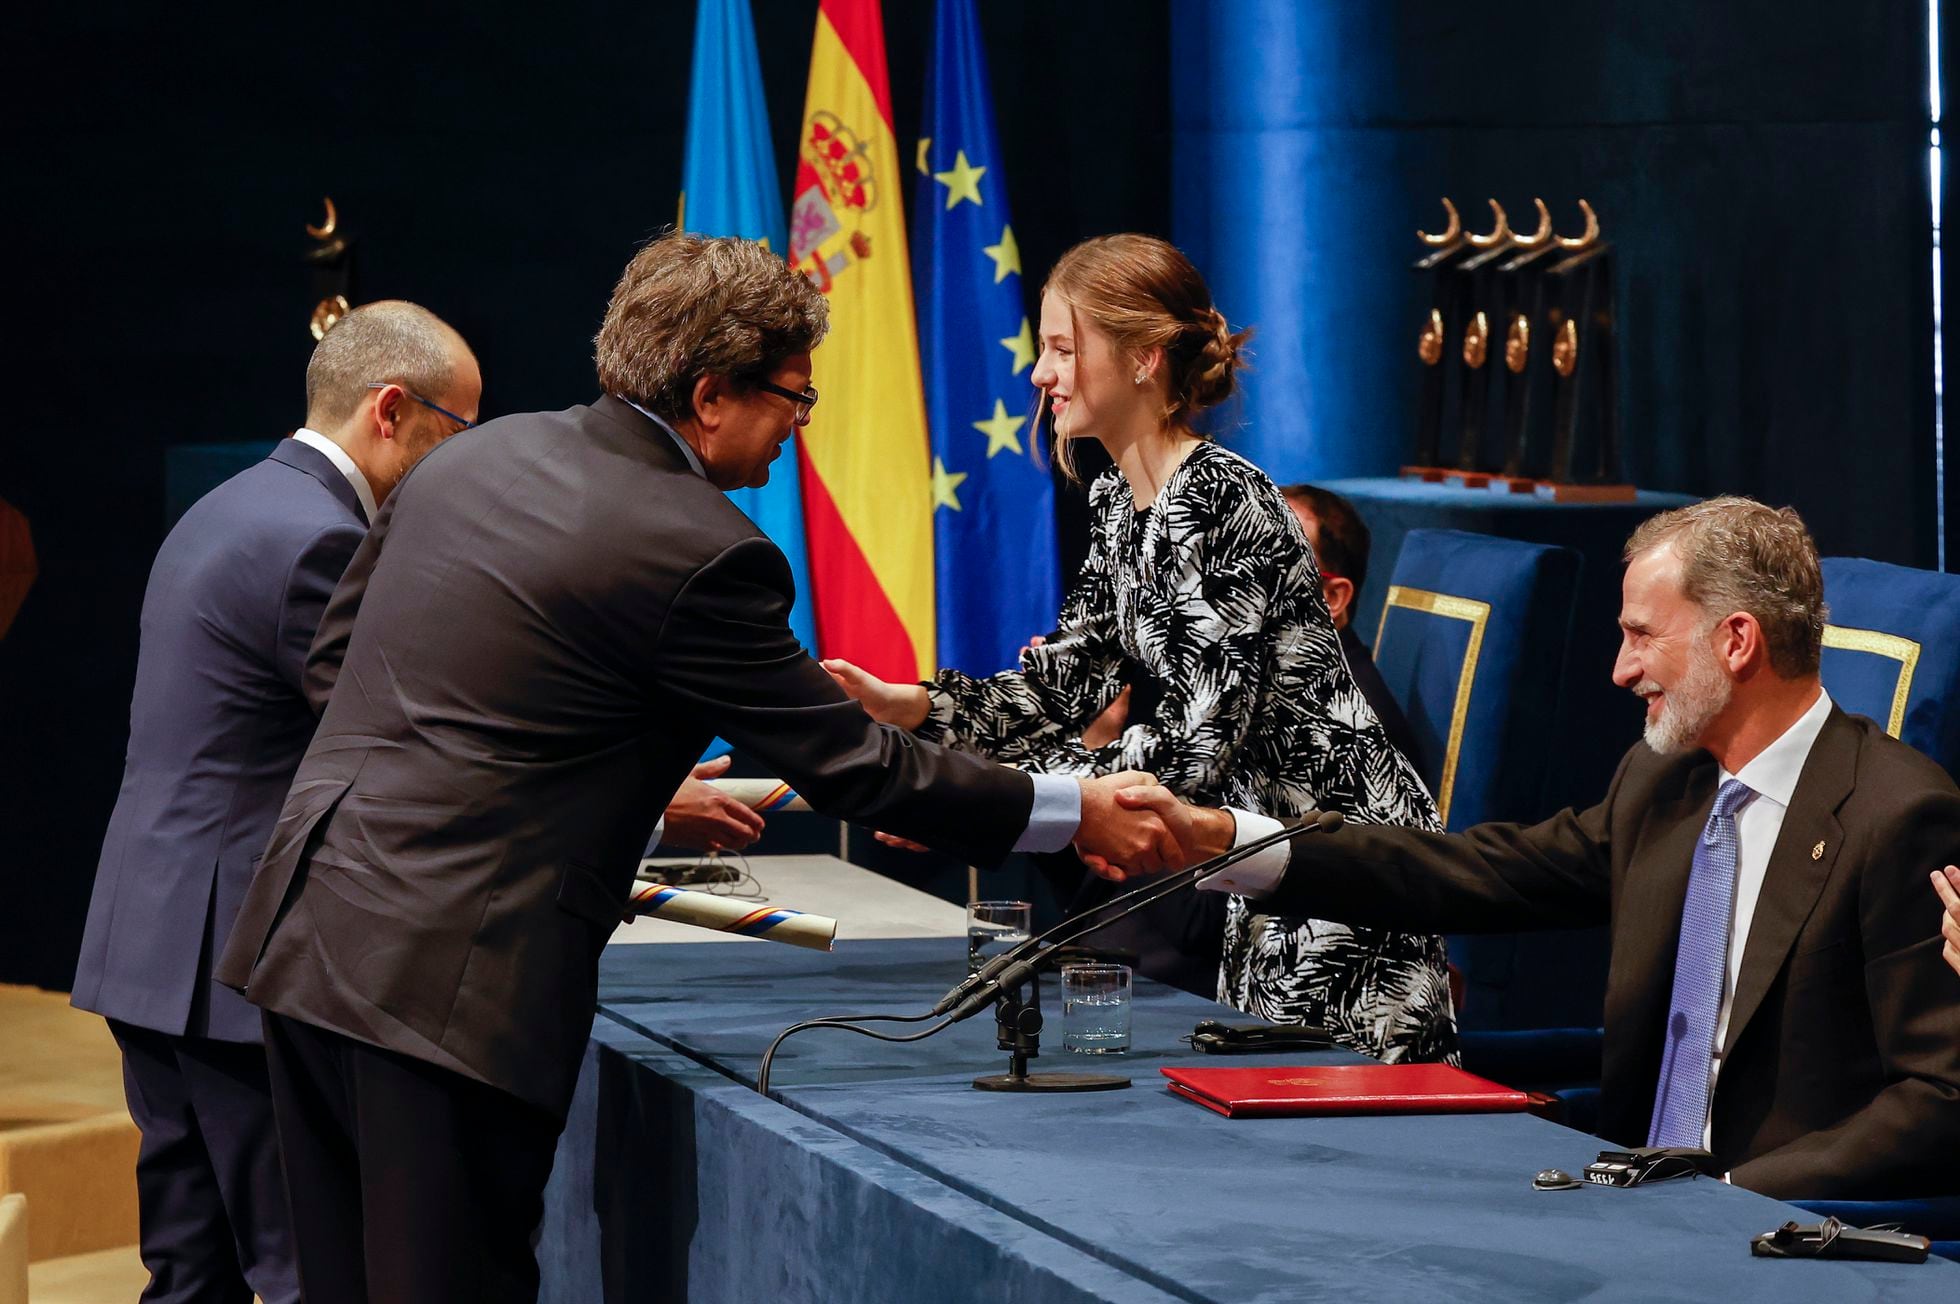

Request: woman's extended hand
left=821, top=658, right=930, bottom=730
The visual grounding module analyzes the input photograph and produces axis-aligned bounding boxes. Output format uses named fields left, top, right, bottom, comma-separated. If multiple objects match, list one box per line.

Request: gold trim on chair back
left=1820, top=624, right=1920, bottom=738
left=1375, top=586, right=1492, bottom=824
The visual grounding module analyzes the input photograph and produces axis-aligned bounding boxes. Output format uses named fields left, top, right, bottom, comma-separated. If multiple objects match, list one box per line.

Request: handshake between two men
left=1066, top=775, right=1239, bottom=881
left=873, top=772, right=1235, bottom=880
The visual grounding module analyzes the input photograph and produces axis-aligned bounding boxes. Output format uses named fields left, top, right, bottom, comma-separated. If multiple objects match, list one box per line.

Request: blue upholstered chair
left=1818, top=556, right=1960, bottom=774
left=1372, top=529, right=1582, bottom=832
left=1371, top=530, right=1602, bottom=1084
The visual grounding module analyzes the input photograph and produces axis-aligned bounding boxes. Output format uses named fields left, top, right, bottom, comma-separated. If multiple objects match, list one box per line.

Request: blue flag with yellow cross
left=912, top=0, right=1059, bottom=674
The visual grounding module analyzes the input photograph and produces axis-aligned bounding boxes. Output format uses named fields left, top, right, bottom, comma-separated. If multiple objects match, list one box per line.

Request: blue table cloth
left=539, top=938, right=1952, bottom=1302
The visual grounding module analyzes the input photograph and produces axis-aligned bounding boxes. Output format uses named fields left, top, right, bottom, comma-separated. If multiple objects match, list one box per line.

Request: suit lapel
left=1720, top=706, right=1855, bottom=1056
left=271, top=438, right=368, bottom=526
left=1618, top=761, right=1719, bottom=1040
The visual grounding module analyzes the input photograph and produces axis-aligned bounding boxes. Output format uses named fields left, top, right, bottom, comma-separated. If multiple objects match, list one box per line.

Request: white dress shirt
left=1207, top=690, right=1837, bottom=1152
left=291, top=428, right=377, bottom=524
left=1699, top=686, right=1832, bottom=1145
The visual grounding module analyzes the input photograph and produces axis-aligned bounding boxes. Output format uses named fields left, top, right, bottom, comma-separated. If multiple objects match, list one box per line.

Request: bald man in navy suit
left=72, top=302, right=483, bottom=1304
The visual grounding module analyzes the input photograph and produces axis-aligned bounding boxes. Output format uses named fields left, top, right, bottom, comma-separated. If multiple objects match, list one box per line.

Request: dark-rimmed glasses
left=752, top=379, right=820, bottom=427
left=365, top=382, right=476, bottom=432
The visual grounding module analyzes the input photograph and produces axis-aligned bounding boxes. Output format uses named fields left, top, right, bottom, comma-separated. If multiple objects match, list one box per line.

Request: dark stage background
left=0, top=2, right=1944, bottom=987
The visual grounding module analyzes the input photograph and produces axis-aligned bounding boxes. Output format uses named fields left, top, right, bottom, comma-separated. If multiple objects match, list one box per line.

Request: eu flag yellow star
left=916, top=138, right=931, bottom=176
left=972, top=399, right=1026, bottom=458
left=1000, top=318, right=1036, bottom=376
left=932, top=150, right=987, bottom=210
left=932, top=457, right=968, bottom=511
left=982, top=224, right=1020, bottom=283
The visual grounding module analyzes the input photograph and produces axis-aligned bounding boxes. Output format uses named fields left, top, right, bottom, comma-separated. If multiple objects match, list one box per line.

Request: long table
left=539, top=935, right=1952, bottom=1303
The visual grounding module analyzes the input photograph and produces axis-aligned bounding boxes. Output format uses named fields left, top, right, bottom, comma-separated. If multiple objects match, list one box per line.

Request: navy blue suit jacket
left=73, top=439, right=366, bottom=1043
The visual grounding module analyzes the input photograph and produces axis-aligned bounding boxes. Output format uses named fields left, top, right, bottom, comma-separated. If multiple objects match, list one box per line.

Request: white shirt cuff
left=1011, top=773, right=1082, bottom=853
left=1195, top=808, right=1291, bottom=897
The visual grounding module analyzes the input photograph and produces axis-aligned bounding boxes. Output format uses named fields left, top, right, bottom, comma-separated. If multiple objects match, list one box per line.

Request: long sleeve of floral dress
left=918, top=459, right=1289, bottom=804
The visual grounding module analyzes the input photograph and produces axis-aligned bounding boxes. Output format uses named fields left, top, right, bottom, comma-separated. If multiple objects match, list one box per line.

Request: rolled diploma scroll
left=707, top=778, right=811, bottom=812
left=627, top=882, right=836, bottom=951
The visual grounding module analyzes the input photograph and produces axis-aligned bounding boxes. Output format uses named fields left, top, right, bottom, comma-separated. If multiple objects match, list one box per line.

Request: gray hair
left=594, top=232, right=829, bottom=422
left=1623, top=495, right=1827, bottom=676
left=305, top=300, right=462, bottom=430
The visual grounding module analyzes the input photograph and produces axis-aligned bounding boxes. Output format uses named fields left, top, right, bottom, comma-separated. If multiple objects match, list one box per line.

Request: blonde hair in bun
left=1041, top=234, right=1251, bottom=480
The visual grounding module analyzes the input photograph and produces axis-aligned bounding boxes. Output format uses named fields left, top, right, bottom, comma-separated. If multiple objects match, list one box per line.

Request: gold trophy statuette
left=1505, top=314, right=1531, bottom=373
left=1418, top=308, right=1445, bottom=365
left=1552, top=318, right=1579, bottom=377
left=1462, top=311, right=1490, bottom=370
left=1417, top=198, right=1461, bottom=247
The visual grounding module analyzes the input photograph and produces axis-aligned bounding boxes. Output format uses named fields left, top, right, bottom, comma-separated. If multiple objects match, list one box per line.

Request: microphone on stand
left=755, top=810, right=1349, bottom=1095
left=928, top=809, right=1346, bottom=1021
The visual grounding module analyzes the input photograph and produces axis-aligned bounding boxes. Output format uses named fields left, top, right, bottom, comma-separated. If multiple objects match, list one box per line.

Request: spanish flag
left=789, top=0, right=934, bottom=681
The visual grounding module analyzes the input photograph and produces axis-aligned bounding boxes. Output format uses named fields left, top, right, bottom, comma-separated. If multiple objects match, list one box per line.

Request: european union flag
left=681, top=0, right=819, bottom=659
left=913, top=0, right=1059, bottom=674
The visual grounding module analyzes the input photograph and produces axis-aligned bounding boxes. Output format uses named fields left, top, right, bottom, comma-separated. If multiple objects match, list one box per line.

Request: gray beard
left=1641, top=643, right=1733, bottom=754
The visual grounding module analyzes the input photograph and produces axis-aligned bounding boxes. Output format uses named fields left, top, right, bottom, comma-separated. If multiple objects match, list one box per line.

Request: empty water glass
left=1061, top=962, right=1131, bottom=1054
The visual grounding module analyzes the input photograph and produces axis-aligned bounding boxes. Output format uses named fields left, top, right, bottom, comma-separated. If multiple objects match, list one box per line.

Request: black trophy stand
left=1540, top=203, right=1630, bottom=501
left=1404, top=198, right=1473, bottom=481
left=1447, top=199, right=1524, bottom=487
left=971, top=978, right=1129, bottom=1093
left=1491, top=200, right=1567, bottom=489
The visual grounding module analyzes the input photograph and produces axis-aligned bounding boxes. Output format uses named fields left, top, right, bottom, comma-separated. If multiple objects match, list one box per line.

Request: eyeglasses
left=365, top=382, right=476, bottom=432
left=752, top=379, right=820, bottom=427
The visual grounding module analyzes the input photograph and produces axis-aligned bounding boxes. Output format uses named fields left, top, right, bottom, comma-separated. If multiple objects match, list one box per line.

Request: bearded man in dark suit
left=1105, top=497, right=1960, bottom=1200
left=215, top=233, right=1176, bottom=1302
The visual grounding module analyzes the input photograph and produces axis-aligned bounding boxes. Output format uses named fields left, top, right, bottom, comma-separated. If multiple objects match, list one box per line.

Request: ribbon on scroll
left=707, top=778, right=811, bottom=812
left=627, top=882, right=837, bottom=951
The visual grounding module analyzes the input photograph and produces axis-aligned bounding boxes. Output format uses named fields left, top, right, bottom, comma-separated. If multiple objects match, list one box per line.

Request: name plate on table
left=1161, top=1063, right=1529, bottom=1118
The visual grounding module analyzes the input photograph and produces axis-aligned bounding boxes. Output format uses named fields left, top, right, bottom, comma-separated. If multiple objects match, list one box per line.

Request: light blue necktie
left=1647, top=777, right=1756, bottom=1149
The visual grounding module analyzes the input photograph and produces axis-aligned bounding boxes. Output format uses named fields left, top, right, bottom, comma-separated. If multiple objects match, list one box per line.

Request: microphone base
left=972, top=1070, right=1130, bottom=1092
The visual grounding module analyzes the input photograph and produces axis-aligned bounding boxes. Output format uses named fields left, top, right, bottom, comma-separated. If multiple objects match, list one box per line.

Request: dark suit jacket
left=216, top=397, right=1034, bottom=1116
left=74, top=440, right=367, bottom=1043
left=1262, top=705, right=1960, bottom=1198
left=1337, top=623, right=1420, bottom=768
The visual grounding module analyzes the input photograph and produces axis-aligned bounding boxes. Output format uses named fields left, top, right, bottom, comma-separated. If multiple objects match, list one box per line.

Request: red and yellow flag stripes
left=788, top=0, right=935, bottom=681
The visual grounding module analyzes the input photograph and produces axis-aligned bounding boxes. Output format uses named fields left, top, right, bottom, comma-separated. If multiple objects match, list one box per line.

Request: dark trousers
left=109, top=1019, right=299, bottom=1304
left=262, top=1012, right=565, bottom=1304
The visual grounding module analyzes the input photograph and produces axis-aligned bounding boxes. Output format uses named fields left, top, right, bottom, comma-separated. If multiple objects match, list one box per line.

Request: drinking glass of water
left=966, top=900, right=1032, bottom=975
left=1061, top=962, right=1131, bottom=1054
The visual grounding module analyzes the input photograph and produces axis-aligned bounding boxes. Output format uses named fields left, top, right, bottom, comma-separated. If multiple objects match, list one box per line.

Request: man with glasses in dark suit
left=71, top=301, right=481, bottom=1304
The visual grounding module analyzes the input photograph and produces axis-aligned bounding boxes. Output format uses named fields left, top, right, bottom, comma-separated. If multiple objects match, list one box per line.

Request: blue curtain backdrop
left=1171, top=1, right=1934, bottom=567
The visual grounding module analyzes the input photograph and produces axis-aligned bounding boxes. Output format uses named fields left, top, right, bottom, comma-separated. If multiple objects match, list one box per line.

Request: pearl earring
left=1134, top=371, right=1147, bottom=385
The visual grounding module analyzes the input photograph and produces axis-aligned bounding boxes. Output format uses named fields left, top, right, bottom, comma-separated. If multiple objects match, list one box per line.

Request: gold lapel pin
left=1811, top=840, right=1825, bottom=860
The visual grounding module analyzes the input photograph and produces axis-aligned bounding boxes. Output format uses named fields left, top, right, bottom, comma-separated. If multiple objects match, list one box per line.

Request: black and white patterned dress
left=916, top=442, right=1457, bottom=1064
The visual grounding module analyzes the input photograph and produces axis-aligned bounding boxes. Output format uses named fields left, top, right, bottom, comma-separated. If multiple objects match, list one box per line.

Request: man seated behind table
left=1278, top=483, right=1420, bottom=766
left=1100, top=497, right=1960, bottom=1199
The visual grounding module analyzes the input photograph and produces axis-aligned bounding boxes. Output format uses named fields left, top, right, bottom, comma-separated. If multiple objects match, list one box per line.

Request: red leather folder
left=1160, top=1064, right=1530, bottom=1118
